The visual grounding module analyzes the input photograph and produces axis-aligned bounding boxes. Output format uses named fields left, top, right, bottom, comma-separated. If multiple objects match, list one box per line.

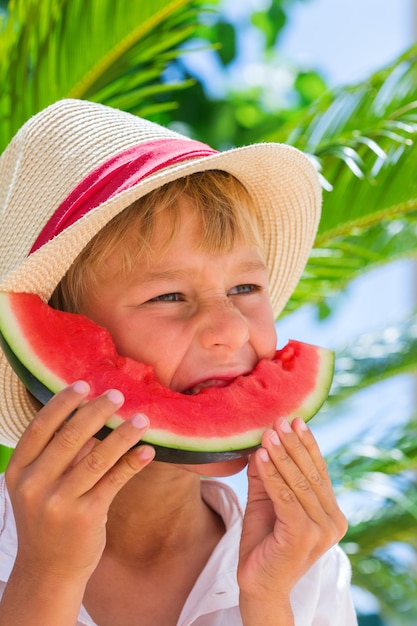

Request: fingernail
left=279, top=419, right=291, bottom=433
left=269, top=429, right=280, bottom=445
left=138, top=445, right=155, bottom=462
left=106, top=389, right=124, bottom=405
left=258, top=448, right=269, bottom=463
left=72, top=380, right=90, bottom=395
left=131, top=413, right=149, bottom=429
left=298, top=418, right=308, bottom=431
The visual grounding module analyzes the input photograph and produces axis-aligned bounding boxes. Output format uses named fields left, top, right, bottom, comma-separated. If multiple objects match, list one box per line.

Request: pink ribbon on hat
left=30, top=137, right=217, bottom=254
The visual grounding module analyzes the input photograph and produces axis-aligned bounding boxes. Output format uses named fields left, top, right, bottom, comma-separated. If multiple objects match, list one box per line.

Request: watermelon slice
left=0, top=292, right=334, bottom=463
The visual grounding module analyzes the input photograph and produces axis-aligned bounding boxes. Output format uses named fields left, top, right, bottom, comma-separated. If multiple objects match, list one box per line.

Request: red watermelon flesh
left=0, top=291, right=334, bottom=461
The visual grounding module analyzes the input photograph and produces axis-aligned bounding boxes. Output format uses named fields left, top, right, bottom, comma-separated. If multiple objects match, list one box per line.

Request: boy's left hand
left=238, top=417, right=347, bottom=620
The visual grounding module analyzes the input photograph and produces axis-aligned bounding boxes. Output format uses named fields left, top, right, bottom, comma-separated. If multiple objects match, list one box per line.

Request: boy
left=0, top=99, right=357, bottom=625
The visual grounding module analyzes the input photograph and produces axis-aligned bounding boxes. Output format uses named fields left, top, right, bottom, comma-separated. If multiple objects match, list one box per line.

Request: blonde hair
left=50, top=170, right=263, bottom=313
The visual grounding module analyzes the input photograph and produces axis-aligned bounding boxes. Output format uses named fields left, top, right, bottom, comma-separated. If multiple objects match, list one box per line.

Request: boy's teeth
left=184, top=379, right=231, bottom=395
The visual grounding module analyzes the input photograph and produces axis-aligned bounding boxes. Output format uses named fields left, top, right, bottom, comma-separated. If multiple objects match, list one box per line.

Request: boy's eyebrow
left=233, top=259, right=268, bottom=274
left=140, top=260, right=267, bottom=284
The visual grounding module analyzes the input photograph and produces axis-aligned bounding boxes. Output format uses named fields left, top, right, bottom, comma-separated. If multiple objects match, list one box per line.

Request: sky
left=279, top=0, right=415, bottom=86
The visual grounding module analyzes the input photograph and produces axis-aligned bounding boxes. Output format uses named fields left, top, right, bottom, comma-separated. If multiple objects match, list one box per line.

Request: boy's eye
left=149, top=292, right=183, bottom=302
left=228, top=284, right=260, bottom=295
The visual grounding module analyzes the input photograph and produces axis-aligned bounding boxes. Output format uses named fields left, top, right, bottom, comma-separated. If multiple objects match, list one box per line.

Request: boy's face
left=81, top=196, right=277, bottom=472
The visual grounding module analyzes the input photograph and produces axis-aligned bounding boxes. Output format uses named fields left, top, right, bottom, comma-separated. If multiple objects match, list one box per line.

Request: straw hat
left=0, top=98, right=321, bottom=447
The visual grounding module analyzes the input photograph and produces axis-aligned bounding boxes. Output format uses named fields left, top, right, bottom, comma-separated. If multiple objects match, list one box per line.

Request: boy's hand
left=5, top=382, right=154, bottom=585
left=238, top=417, right=347, bottom=624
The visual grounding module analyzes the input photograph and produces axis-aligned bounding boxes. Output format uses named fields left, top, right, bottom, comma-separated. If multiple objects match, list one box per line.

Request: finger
left=290, top=419, right=348, bottom=538
left=85, top=443, right=155, bottom=506
left=267, top=419, right=338, bottom=513
left=19, top=388, right=126, bottom=481
left=255, top=435, right=309, bottom=519
left=258, top=421, right=347, bottom=540
left=66, top=438, right=97, bottom=471
left=292, top=417, right=332, bottom=486
left=243, top=455, right=276, bottom=546
left=257, top=424, right=333, bottom=527
left=61, top=413, right=153, bottom=497
left=10, top=381, right=91, bottom=468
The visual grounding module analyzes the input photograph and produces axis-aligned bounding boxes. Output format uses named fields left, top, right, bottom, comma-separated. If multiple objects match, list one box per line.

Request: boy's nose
left=198, top=299, right=250, bottom=350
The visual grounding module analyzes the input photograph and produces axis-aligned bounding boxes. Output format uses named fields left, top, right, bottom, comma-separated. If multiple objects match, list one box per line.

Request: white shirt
left=0, top=475, right=357, bottom=625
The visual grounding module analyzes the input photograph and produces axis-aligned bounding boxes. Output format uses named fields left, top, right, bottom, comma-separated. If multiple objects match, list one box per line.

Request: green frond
left=326, top=417, right=417, bottom=622
left=265, top=46, right=417, bottom=317
left=329, top=314, right=417, bottom=404
left=0, top=0, right=209, bottom=152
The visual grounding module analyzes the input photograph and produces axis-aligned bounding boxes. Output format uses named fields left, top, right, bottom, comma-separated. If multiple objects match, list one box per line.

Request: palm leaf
left=0, top=0, right=207, bottom=151
left=328, top=313, right=417, bottom=404
left=264, top=45, right=417, bottom=314
left=325, top=418, right=417, bottom=623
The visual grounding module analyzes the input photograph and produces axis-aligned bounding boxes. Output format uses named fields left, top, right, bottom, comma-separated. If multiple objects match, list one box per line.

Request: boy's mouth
left=182, top=378, right=236, bottom=396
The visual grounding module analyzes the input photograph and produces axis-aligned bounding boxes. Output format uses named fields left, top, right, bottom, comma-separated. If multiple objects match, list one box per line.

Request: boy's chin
left=179, top=455, right=249, bottom=477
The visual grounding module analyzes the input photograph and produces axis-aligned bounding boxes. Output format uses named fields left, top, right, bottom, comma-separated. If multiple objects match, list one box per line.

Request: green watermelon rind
left=0, top=293, right=66, bottom=393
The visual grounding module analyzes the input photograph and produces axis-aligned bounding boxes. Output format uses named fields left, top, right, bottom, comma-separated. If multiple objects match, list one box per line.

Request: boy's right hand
left=5, top=382, right=154, bottom=585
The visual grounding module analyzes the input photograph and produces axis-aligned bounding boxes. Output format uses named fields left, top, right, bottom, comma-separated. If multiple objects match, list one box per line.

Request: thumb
left=241, top=453, right=275, bottom=557
left=246, top=452, right=268, bottom=502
